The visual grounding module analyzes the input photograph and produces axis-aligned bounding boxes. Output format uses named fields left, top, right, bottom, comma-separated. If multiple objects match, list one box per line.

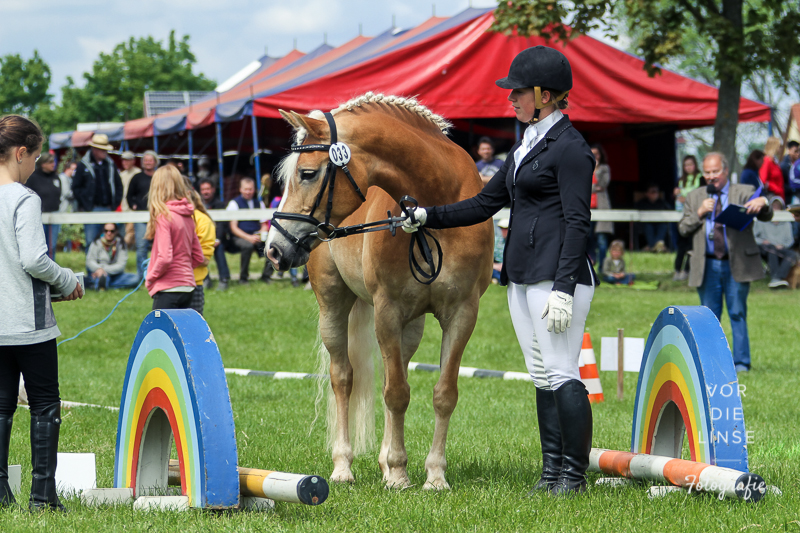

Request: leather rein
left=270, top=112, right=442, bottom=285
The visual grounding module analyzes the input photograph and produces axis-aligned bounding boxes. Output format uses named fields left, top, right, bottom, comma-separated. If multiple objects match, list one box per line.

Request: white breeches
left=507, top=280, right=595, bottom=391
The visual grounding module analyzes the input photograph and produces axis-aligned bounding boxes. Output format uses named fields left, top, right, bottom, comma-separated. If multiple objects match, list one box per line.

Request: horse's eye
left=299, top=169, right=317, bottom=181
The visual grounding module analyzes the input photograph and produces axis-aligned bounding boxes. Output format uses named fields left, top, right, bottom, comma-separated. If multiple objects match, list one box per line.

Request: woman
left=672, top=155, right=704, bottom=280
left=740, top=150, right=765, bottom=189
left=589, top=144, right=612, bottom=269
left=145, top=165, right=206, bottom=310
left=403, top=46, right=596, bottom=495
left=25, top=153, right=61, bottom=260
left=760, top=137, right=784, bottom=200
left=187, top=188, right=216, bottom=314
left=0, top=115, right=83, bottom=512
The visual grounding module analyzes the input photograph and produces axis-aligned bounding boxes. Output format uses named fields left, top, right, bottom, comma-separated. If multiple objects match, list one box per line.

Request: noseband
left=270, top=112, right=442, bottom=285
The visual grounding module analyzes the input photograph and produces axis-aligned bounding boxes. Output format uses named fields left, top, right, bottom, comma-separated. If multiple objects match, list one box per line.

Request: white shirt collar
left=524, top=109, right=563, bottom=148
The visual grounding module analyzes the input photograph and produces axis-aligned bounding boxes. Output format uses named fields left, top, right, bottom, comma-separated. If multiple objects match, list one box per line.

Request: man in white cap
left=72, top=134, right=123, bottom=245
left=119, top=151, right=140, bottom=246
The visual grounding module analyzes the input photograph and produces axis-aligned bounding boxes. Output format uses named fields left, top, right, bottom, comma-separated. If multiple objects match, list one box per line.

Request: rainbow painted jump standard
left=98, top=309, right=328, bottom=510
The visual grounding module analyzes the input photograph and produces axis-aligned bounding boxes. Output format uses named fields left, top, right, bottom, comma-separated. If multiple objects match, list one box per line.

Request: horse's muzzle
left=267, top=241, right=310, bottom=271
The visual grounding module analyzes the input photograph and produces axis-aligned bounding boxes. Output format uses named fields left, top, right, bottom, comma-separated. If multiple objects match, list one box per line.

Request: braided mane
left=332, top=92, right=451, bottom=133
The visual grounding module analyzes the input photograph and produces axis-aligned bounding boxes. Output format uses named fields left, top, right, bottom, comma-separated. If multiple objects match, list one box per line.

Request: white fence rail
left=41, top=208, right=795, bottom=224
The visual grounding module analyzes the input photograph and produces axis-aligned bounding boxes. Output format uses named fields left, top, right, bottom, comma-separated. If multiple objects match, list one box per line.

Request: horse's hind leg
left=318, top=290, right=358, bottom=483
left=425, top=300, right=480, bottom=490
left=379, top=315, right=424, bottom=481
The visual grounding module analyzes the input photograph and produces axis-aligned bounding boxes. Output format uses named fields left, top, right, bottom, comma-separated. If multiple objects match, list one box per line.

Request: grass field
left=1, top=251, right=799, bottom=532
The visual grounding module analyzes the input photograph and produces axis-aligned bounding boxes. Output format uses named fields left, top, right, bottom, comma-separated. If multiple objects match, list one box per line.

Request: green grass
left=2, top=252, right=799, bottom=531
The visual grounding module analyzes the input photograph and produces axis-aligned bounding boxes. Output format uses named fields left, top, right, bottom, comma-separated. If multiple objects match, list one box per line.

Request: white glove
left=401, top=207, right=428, bottom=233
left=541, top=290, right=573, bottom=334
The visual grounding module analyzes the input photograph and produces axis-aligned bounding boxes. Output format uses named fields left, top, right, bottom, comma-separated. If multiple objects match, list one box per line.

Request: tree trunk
left=712, top=0, right=744, bottom=172
left=713, top=72, right=743, bottom=170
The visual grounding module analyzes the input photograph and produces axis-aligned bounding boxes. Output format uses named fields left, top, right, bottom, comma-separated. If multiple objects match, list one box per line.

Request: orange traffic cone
left=579, top=332, right=604, bottom=403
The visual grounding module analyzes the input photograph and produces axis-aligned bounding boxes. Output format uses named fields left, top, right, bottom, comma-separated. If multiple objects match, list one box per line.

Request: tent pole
left=251, top=115, right=262, bottom=192
left=216, top=122, right=225, bottom=200
left=188, top=129, right=194, bottom=180
left=153, top=134, right=159, bottom=155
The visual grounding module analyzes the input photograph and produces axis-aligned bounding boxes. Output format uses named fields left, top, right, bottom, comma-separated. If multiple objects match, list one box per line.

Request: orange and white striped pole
left=579, top=333, right=604, bottom=403
left=588, top=448, right=766, bottom=502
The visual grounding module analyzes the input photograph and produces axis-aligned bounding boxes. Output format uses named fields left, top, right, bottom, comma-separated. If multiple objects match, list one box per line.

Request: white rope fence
left=41, top=208, right=796, bottom=224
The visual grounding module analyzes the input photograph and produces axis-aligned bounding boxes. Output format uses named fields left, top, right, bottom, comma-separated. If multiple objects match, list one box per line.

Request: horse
left=266, top=92, right=494, bottom=489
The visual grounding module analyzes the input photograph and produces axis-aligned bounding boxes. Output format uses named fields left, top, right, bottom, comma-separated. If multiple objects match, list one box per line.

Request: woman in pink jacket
left=144, top=166, right=207, bottom=310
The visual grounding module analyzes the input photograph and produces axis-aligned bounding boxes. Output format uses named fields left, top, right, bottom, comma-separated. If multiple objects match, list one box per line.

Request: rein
left=270, top=112, right=442, bottom=285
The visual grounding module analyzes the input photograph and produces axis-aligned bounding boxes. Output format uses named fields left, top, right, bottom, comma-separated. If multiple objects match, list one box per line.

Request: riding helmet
left=496, top=46, right=572, bottom=92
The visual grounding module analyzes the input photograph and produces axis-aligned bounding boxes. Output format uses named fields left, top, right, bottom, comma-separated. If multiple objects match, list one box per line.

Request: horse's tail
left=313, top=299, right=379, bottom=455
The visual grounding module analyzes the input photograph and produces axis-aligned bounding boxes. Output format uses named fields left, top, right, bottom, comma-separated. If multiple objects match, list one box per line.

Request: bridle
left=270, top=112, right=442, bottom=284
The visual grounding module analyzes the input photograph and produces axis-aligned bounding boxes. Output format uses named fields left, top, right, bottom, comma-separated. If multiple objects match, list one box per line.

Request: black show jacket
left=425, top=115, right=596, bottom=295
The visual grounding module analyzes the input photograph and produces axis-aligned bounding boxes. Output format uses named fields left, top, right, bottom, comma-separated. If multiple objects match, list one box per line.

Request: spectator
left=589, top=144, right=613, bottom=268
left=25, top=153, right=61, bottom=260
left=601, top=240, right=635, bottom=285
left=187, top=189, right=216, bottom=314
left=739, top=150, right=765, bottom=189
left=781, top=140, right=799, bottom=204
left=754, top=196, right=797, bottom=289
left=226, top=177, right=270, bottom=284
left=199, top=178, right=230, bottom=291
left=492, top=218, right=509, bottom=284
left=635, top=183, right=670, bottom=252
left=1, top=113, right=83, bottom=512
left=71, top=134, right=123, bottom=245
left=760, top=137, right=784, bottom=200
left=672, top=155, right=704, bottom=281
left=679, top=152, right=772, bottom=373
left=475, top=137, right=504, bottom=187
left=127, top=151, right=158, bottom=280
left=144, top=166, right=206, bottom=310
left=58, top=160, right=77, bottom=213
left=85, top=223, right=139, bottom=290
left=119, top=151, right=140, bottom=247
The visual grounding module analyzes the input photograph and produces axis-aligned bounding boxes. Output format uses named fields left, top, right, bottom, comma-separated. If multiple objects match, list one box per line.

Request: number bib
left=329, top=142, right=351, bottom=166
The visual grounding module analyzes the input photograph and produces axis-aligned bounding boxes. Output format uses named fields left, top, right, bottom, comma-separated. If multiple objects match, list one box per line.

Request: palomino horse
left=267, top=93, right=493, bottom=489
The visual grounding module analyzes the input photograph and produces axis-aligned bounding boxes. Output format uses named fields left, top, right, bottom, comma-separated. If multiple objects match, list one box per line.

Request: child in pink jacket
left=144, top=166, right=207, bottom=310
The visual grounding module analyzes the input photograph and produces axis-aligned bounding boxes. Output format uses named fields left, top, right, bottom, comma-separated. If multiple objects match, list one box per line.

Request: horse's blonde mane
left=276, top=92, right=450, bottom=186
left=332, top=92, right=452, bottom=133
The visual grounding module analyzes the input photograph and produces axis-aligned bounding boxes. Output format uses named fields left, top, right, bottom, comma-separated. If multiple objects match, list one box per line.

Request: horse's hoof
left=330, top=469, right=355, bottom=484
left=384, top=473, right=412, bottom=490
left=423, top=479, right=451, bottom=491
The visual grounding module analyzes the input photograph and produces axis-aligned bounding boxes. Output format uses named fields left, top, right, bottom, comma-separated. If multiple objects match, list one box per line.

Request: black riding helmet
left=496, top=46, right=572, bottom=123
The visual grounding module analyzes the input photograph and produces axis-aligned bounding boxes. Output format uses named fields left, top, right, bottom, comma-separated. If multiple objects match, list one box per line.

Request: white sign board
left=55, top=453, right=96, bottom=495
left=600, top=337, right=645, bottom=373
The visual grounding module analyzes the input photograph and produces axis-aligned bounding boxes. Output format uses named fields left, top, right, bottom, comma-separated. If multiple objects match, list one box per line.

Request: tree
left=0, top=51, right=52, bottom=115
left=53, top=31, right=215, bottom=129
left=491, top=0, right=800, bottom=166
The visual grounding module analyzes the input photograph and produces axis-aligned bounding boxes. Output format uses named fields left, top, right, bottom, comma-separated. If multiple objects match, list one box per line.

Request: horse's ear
left=279, top=110, right=327, bottom=139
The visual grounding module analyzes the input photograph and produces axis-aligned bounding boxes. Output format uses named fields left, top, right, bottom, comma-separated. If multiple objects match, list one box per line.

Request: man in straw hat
left=72, top=133, right=123, bottom=245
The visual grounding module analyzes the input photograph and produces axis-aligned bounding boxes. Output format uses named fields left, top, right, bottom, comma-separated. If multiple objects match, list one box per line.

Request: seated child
left=602, top=240, right=635, bottom=285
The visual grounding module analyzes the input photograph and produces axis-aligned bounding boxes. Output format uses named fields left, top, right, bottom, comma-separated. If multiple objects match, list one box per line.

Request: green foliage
left=44, top=31, right=216, bottom=133
left=492, top=0, right=800, bottom=83
left=491, top=0, right=800, bottom=158
left=0, top=51, right=52, bottom=116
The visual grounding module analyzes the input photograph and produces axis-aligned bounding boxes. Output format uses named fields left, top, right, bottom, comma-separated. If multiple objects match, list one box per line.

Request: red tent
left=251, top=11, right=769, bottom=129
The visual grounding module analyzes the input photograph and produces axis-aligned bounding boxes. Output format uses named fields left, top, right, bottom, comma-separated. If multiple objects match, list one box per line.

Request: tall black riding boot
left=527, top=388, right=562, bottom=494
left=29, top=403, right=66, bottom=512
left=0, top=415, right=16, bottom=507
left=552, top=380, right=593, bottom=495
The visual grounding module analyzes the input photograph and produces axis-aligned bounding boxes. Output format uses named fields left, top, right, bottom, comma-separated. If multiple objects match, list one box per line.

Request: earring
left=18, top=159, right=22, bottom=164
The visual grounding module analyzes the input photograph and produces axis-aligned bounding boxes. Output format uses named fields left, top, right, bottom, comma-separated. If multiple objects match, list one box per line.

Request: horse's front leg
left=425, top=299, right=480, bottom=490
left=319, top=293, right=358, bottom=484
left=379, top=315, right=425, bottom=481
left=374, top=301, right=412, bottom=489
